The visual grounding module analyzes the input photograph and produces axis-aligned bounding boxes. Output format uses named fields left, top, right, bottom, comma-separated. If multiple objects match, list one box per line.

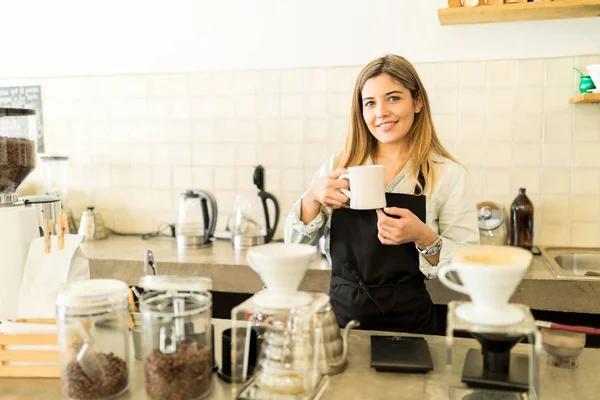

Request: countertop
left=0, top=319, right=597, bottom=400
left=83, top=236, right=600, bottom=314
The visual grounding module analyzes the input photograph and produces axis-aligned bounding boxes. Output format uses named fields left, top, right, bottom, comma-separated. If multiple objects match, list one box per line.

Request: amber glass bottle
left=509, top=188, right=534, bottom=250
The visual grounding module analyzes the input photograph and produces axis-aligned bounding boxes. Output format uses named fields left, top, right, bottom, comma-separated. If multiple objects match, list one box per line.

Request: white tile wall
left=5, top=55, right=600, bottom=246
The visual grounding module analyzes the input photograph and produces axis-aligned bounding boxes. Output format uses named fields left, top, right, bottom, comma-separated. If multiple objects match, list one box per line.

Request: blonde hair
left=335, top=54, right=459, bottom=194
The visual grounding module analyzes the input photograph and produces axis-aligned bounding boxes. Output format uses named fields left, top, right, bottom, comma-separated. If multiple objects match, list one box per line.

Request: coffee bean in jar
left=61, top=352, right=128, bottom=400
left=0, top=136, right=36, bottom=194
left=145, top=341, right=212, bottom=400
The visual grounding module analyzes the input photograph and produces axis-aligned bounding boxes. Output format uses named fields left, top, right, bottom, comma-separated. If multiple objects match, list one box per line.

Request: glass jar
left=56, top=279, right=130, bottom=400
left=38, top=154, right=70, bottom=200
left=139, top=275, right=214, bottom=400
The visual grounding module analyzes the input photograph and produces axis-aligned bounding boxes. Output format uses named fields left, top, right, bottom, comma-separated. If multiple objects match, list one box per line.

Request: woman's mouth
left=376, top=121, right=398, bottom=131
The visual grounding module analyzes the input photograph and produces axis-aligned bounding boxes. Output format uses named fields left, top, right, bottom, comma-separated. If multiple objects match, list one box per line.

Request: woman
left=284, top=54, right=479, bottom=334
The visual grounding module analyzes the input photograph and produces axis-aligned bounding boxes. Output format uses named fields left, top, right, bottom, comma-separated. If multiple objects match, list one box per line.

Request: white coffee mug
left=338, top=165, right=386, bottom=210
left=438, top=245, right=532, bottom=315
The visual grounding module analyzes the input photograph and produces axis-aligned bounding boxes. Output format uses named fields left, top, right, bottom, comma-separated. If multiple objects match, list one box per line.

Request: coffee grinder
left=445, top=300, right=541, bottom=400
left=0, top=107, right=41, bottom=319
left=229, top=243, right=329, bottom=400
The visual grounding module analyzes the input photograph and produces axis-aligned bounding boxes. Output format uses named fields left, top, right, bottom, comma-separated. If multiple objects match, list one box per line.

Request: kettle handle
left=193, top=190, right=218, bottom=244
left=259, top=191, right=279, bottom=244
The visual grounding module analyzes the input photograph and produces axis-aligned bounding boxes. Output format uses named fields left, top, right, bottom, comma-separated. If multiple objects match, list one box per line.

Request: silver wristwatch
left=416, top=235, right=442, bottom=256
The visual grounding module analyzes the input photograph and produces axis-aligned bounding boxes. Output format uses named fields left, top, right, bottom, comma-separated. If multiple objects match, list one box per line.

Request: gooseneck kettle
left=232, top=165, right=280, bottom=250
left=177, top=189, right=218, bottom=249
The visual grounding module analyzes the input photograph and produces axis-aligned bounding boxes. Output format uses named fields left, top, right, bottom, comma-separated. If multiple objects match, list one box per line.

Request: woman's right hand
left=307, top=168, right=350, bottom=208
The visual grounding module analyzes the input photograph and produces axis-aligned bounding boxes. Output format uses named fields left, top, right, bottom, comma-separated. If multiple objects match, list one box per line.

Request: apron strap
left=414, top=169, right=426, bottom=195
left=337, top=260, right=387, bottom=314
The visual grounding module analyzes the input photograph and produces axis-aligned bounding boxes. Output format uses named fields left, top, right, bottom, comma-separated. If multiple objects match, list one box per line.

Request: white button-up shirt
left=283, top=153, right=480, bottom=279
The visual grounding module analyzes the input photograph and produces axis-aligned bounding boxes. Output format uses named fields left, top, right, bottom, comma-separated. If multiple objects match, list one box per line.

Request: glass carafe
left=231, top=293, right=330, bottom=400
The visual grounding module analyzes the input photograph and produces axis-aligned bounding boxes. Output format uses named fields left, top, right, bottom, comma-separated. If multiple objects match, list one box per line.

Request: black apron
left=329, top=172, right=438, bottom=334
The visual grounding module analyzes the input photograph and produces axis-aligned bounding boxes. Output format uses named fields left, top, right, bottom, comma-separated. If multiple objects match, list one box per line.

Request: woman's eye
left=364, top=101, right=374, bottom=107
left=388, top=96, right=400, bottom=102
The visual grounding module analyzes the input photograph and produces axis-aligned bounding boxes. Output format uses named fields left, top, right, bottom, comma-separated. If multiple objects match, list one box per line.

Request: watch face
left=424, top=237, right=442, bottom=255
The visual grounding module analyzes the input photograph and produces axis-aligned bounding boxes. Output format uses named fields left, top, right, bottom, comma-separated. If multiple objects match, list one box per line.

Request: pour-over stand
left=230, top=291, right=330, bottom=400
left=230, top=243, right=329, bottom=399
left=445, top=300, right=541, bottom=400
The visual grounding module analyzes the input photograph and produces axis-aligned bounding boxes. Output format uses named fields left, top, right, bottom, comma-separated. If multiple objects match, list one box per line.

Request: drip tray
left=462, top=349, right=530, bottom=392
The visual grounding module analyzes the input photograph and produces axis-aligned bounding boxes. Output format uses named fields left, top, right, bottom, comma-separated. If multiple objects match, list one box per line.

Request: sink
left=539, top=246, right=600, bottom=280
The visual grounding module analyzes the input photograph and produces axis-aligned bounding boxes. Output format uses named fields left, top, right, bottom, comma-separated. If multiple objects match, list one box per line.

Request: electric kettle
left=177, top=189, right=218, bottom=249
left=232, top=165, right=280, bottom=250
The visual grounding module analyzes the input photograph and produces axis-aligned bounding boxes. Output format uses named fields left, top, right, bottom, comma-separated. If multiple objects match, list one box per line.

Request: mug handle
left=338, top=174, right=351, bottom=199
left=437, top=265, right=469, bottom=295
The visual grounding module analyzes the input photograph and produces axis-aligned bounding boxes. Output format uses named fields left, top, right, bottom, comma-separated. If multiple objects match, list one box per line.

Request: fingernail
left=384, top=207, right=389, bottom=212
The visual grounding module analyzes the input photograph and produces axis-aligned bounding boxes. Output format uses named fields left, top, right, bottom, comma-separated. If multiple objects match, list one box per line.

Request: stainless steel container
left=477, top=201, right=507, bottom=246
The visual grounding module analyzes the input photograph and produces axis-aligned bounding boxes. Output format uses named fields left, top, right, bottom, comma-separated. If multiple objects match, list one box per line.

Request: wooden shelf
left=438, top=0, right=600, bottom=26
left=569, top=93, right=600, bottom=103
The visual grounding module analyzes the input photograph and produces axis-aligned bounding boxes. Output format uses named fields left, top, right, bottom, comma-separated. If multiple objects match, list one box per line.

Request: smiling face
left=361, top=73, right=423, bottom=147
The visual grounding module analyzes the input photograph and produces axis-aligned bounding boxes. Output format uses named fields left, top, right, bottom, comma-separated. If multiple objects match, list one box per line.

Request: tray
left=0, top=318, right=60, bottom=378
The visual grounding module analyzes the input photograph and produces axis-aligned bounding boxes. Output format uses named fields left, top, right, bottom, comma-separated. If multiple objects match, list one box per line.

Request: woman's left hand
left=376, top=207, right=437, bottom=247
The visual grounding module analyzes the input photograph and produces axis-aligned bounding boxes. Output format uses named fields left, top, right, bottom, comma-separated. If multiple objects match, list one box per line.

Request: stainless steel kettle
left=314, top=303, right=359, bottom=375
left=78, top=207, right=108, bottom=241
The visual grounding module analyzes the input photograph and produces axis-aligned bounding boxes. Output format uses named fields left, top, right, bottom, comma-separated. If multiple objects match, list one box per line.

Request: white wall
left=1, top=0, right=599, bottom=78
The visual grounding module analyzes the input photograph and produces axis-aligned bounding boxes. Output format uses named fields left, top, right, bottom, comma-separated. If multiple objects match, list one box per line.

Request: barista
left=284, top=55, right=479, bottom=334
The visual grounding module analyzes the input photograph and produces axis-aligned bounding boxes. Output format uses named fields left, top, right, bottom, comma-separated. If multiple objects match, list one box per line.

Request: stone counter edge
left=89, top=258, right=600, bottom=314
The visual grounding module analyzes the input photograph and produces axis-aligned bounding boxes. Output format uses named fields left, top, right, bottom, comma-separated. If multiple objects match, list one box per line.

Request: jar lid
left=477, top=201, right=505, bottom=231
left=56, top=279, right=129, bottom=308
left=21, top=195, right=61, bottom=205
left=138, top=275, right=213, bottom=292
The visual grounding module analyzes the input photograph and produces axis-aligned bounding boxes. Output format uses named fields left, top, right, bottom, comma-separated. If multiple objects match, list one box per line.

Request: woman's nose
left=375, top=102, right=389, bottom=118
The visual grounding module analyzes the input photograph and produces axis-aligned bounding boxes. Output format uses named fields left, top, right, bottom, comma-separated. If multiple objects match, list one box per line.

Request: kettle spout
left=328, top=320, right=360, bottom=368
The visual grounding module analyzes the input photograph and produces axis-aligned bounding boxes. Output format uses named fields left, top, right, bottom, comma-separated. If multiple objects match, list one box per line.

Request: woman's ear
left=414, top=92, right=423, bottom=114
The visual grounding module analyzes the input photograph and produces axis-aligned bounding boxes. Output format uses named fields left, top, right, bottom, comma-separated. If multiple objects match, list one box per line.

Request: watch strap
left=416, top=235, right=442, bottom=256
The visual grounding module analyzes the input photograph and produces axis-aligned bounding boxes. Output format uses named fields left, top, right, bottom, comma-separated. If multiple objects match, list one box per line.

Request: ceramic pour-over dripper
left=439, top=245, right=533, bottom=326
left=246, top=243, right=317, bottom=308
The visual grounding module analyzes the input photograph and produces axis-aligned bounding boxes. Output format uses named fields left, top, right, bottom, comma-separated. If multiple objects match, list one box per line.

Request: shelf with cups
left=439, top=0, right=600, bottom=26
left=569, top=93, right=600, bottom=104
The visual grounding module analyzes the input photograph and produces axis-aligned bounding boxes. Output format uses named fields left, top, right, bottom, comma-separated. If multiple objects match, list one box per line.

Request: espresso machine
left=229, top=243, right=335, bottom=399
left=0, top=108, right=42, bottom=319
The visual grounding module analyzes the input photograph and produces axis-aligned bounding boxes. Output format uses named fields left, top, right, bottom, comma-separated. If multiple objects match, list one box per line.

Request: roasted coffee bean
left=61, top=352, right=128, bottom=400
left=145, top=341, right=212, bottom=400
left=0, top=136, right=36, bottom=194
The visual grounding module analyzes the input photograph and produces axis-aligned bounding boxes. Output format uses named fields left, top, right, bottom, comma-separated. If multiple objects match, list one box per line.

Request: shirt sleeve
left=283, top=155, right=336, bottom=246
left=419, top=164, right=480, bottom=279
